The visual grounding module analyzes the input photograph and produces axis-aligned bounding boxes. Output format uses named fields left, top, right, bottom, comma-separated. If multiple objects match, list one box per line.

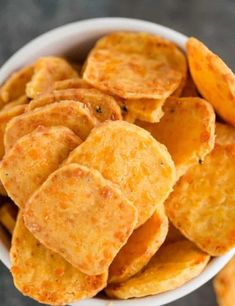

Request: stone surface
left=0, top=0, right=234, bottom=305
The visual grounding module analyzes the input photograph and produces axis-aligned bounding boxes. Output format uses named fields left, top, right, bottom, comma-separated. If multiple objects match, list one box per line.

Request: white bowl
left=0, top=17, right=234, bottom=306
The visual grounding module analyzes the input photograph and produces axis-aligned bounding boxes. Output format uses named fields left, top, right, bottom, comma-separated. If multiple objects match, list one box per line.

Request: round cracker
left=214, top=257, right=235, bottom=306
left=0, top=65, right=34, bottom=103
left=65, top=120, right=176, bottom=227
left=137, top=97, right=215, bottom=178
left=4, top=100, right=97, bottom=151
left=216, top=123, right=235, bottom=145
left=108, top=206, right=168, bottom=284
left=26, top=57, right=78, bottom=98
left=0, top=126, right=81, bottom=208
left=83, top=32, right=186, bottom=100
left=0, top=104, right=27, bottom=159
left=187, top=37, right=235, bottom=126
left=11, top=213, right=107, bottom=305
left=24, top=163, right=137, bottom=275
left=105, top=240, right=210, bottom=299
left=165, top=144, right=235, bottom=256
left=27, top=88, right=122, bottom=122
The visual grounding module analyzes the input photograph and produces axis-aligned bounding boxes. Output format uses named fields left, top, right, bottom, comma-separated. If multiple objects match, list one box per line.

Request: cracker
left=214, top=257, right=235, bottom=306
left=27, top=88, right=122, bottom=121
left=26, top=57, right=78, bottom=98
left=4, top=100, right=96, bottom=151
left=187, top=37, right=235, bottom=126
left=0, top=126, right=81, bottom=208
left=11, top=213, right=107, bottom=305
left=165, top=144, right=235, bottom=255
left=137, top=97, right=215, bottom=178
left=108, top=206, right=168, bottom=284
left=105, top=240, right=210, bottom=299
left=84, top=32, right=186, bottom=99
left=65, top=120, right=176, bottom=227
left=0, top=104, right=26, bottom=159
left=0, top=65, right=34, bottom=103
left=24, top=163, right=137, bottom=275
left=216, top=123, right=235, bottom=145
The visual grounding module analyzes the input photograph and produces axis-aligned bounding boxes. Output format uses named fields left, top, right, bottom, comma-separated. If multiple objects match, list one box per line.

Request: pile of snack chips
left=0, top=31, right=234, bottom=306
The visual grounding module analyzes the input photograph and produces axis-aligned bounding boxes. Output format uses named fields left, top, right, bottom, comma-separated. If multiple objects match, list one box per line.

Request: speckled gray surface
left=0, top=0, right=234, bottom=305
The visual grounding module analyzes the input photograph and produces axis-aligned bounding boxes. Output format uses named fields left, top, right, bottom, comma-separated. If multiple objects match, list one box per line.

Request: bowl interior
left=0, top=17, right=234, bottom=306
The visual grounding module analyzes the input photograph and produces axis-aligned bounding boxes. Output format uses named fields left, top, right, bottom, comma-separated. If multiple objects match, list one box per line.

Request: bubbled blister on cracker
left=65, top=120, right=176, bottom=228
left=105, top=240, right=210, bottom=299
left=0, top=126, right=81, bottom=208
left=165, top=143, right=235, bottom=256
left=11, top=213, right=107, bottom=305
left=187, top=37, right=235, bottom=127
left=137, top=97, right=215, bottom=178
left=83, top=32, right=186, bottom=100
left=4, top=100, right=97, bottom=151
left=26, top=57, right=78, bottom=98
left=108, top=206, right=168, bottom=284
left=24, top=163, right=137, bottom=275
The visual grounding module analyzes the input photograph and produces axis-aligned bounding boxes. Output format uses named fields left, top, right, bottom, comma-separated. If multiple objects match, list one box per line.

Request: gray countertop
left=0, top=0, right=234, bottom=305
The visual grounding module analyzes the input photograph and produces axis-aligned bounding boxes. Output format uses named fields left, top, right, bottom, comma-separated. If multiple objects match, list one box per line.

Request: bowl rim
left=0, top=17, right=234, bottom=306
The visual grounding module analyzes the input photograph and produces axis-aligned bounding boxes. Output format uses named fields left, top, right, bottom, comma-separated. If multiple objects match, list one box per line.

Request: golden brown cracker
left=0, top=126, right=81, bottom=208
left=105, top=240, right=210, bottom=299
left=11, top=213, right=107, bottom=305
left=65, top=120, right=176, bottom=227
left=165, top=144, right=235, bottom=256
left=108, top=206, right=168, bottom=284
left=27, top=88, right=122, bottom=122
left=187, top=37, right=235, bottom=126
left=26, top=57, right=78, bottom=98
left=4, top=100, right=96, bottom=151
left=24, top=163, right=137, bottom=275
left=84, top=32, right=186, bottom=99
left=0, top=65, right=34, bottom=103
left=137, top=97, right=215, bottom=178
